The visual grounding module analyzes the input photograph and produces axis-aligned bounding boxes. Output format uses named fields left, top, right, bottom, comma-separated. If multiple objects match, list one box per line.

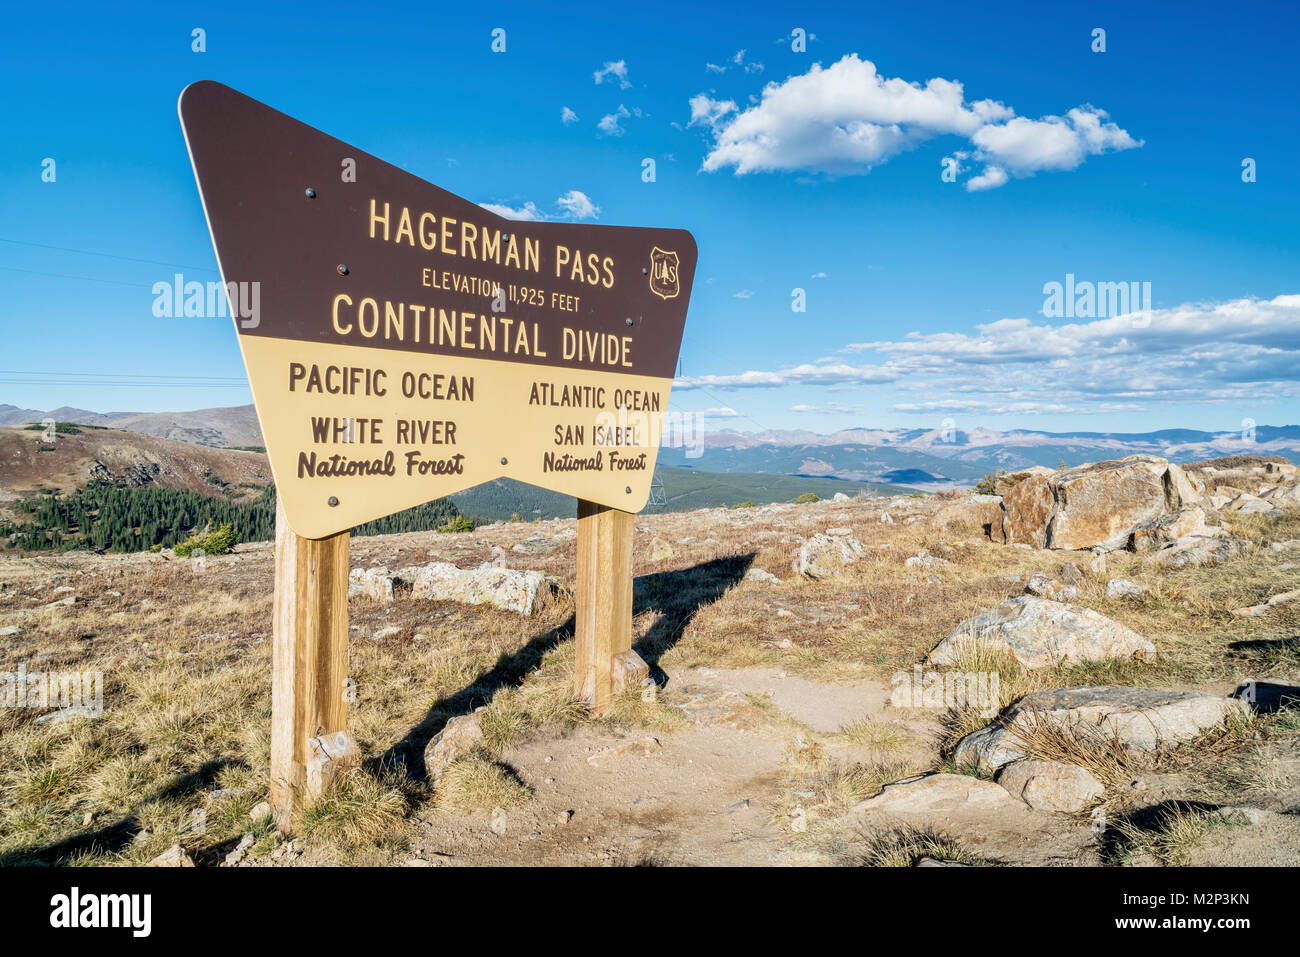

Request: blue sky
left=2, top=0, right=1297, bottom=436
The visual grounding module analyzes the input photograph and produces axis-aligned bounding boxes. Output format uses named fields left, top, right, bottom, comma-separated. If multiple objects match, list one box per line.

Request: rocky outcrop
left=998, top=455, right=1203, bottom=551
left=852, top=772, right=1023, bottom=815
left=1142, top=534, right=1249, bottom=570
left=349, top=562, right=559, bottom=615
left=996, top=759, right=1104, bottom=812
left=927, top=597, right=1155, bottom=670
left=954, top=686, right=1249, bottom=774
left=793, top=533, right=865, bottom=580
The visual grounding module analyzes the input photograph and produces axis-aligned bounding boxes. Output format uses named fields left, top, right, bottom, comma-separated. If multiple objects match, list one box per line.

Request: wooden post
left=574, top=499, right=633, bottom=712
left=269, top=498, right=351, bottom=832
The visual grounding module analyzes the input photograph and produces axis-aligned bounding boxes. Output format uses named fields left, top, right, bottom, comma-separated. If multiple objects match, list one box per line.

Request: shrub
left=793, top=492, right=820, bottom=504
left=436, top=515, right=476, bottom=534
left=974, top=470, right=1005, bottom=495
left=174, top=523, right=238, bottom=557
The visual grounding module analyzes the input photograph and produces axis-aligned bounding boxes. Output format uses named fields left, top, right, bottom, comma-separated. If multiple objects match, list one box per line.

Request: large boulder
left=1127, top=507, right=1213, bottom=552
left=954, top=686, right=1249, bottom=774
left=1049, top=456, right=1199, bottom=550
left=999, top=473, right=1054, bottom=548
left=998, top=455, right=1202, bottom=551
left=1142, top=534, right=1249, bottom=570
left=852, top=772, right=1023, bottom=815
left=402, top=562, right=558, bottom=615
left=996, top=759, right=1104, bottom=812
left=793, top=533, right=865, bottom=580
left=927, top=596, right=1155, bottom=670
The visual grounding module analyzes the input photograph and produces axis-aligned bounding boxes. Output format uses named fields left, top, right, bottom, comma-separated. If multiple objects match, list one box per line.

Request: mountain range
left=3, top=402, right=1296, bottom=488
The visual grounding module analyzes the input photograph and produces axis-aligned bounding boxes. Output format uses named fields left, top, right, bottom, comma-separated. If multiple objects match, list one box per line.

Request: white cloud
left=675, top=362, right=899, bottom=390
left=688, top=94, right=737, bottom=130
left=594, top=60, right=631, bottom=89
left=560, top=106, right=579, bottom=125
left=706, top=62, right=726, bottom=73
left=694, top=53, right=1140, bottom=188
left=480, top=190, right=601, bottom=222
left=478, top=201, right=542, bottom=221
left=597, top=104, right=634, bottom=137
left=732, top=289, right=754, bottom=299
left=678, top=294, right=1300, bottom=416
left=811, top=271, right=828, bottom=279
left=554, top=189, right=599, bottom=220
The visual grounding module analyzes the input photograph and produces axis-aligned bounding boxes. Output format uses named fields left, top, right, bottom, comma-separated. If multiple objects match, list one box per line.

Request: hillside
left=451, top=467, right=913, bottom=522
left=1, top=453, right=1297, bottom=867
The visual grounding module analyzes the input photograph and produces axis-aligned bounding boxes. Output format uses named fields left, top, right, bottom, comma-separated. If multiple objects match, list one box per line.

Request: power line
left=0, top=237, right=217, bottom=273
left=0, top=266, right=149, bottom=288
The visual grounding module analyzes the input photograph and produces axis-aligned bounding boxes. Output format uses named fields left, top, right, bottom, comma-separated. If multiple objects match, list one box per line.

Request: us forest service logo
left=649, top=247, right=680, bottom=300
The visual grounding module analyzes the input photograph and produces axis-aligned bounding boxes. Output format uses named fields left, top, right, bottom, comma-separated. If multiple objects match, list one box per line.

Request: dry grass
left=847, top=824, right=988, bottom=867
left=431, top=754, right=532, bottom=814
left=1106, top=803, right=1243, bottom=866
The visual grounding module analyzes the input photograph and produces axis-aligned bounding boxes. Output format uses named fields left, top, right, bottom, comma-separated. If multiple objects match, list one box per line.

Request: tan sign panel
left=178, top=81, right=696, bottom=538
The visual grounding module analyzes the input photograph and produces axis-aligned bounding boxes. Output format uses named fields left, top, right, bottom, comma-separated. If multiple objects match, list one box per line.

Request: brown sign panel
left=179, top=81, right=696, bottom=539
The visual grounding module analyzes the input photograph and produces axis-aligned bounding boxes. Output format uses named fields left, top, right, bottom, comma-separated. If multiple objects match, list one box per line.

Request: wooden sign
left=179, top=81, right=696, bottom=538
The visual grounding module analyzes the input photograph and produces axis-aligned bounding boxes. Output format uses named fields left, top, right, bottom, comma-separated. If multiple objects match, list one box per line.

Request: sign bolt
left=625, top=317, right=633, bottom=326
left=500, top=457, right=508, bottom=465
left=328, top=496, right=339, bottom=507
left=305, top=187, right=317, bottom=199
left=641, top=267, right=649, bottom=275
left=625, top=486, right=632, bottom=494
left=336, top=264, right=349, bottom=276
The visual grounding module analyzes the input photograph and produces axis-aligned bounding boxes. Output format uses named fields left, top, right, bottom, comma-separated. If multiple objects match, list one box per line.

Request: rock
left=223, top=833, right=256, bottom=867
left=832, top=492, right=850, bottom=502
left=371, top=625, right=402, bottom=640
left=306, top=731, right=361, bottom=795
left=905, top=551, right=952, bottom=569
left=44, top=596, right=76, bottom=609
left=401, top=562, right=558, bottom=615
left=348, top=567, right=394, bottom=601
left=954, top=686, right=1249, bottom=774
left=999, top=472, right=1054, bottom=548
left=995, top=466, right=1054, bottom=496
left=880, top=511, right=894, bottom=524
left=1059, top=562, right=1084, bottom=586
left=34, top=705, right=99, bottom=725
left=1231, top=589, right=1300, bottom=617
left=794, top=533, right=865, bottom=580
left=587, top=736, right=661, bottom=767
left=511, top=537, right=556, bottom=555
left=148, top=844, right=194, bottom=867
left=1215, top=806, right=1267, bottom=825
left=675, top=685, right=767, bottom=730
left=825, top=526, right=853, bottom=536
left=1050, top=456, right=1198, bottom=550
left=424, top=709, right=486, bottom=784
left=852, top=772, right=1023, bottom=815
left=1025, top=573, right=1078, bottom=602
left=648, top=538, right=675, bottom=561
left=927, top=597, right=1155, bottom=670
left=490, top=808, right=508, bottom=835
left=1142, top=534, right=1249, bottom=570
left=611, top=649, right=650, bottom=696
left=1269, top=539, right=1300, bottom=552
left=1106, top=578, right=1148, bottom=600
left=999, top=456, right=1203, bottom=551
left=1263, top=484, right=1300, bottom=507
left=916, top=857, right=970, bottom=867
left=1224, top=493, right=1274, bottom=514
left=1128, top=507, right=1214, bottom=551
left=996, top=759, right=1104, bottom=812
left=744, top=568, right=780, bottom=584
left=555, top=810, right=573, bottom=825
left=249, top=801, right=272, bottom=823
left=0, top=625, right=19, bottom=637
